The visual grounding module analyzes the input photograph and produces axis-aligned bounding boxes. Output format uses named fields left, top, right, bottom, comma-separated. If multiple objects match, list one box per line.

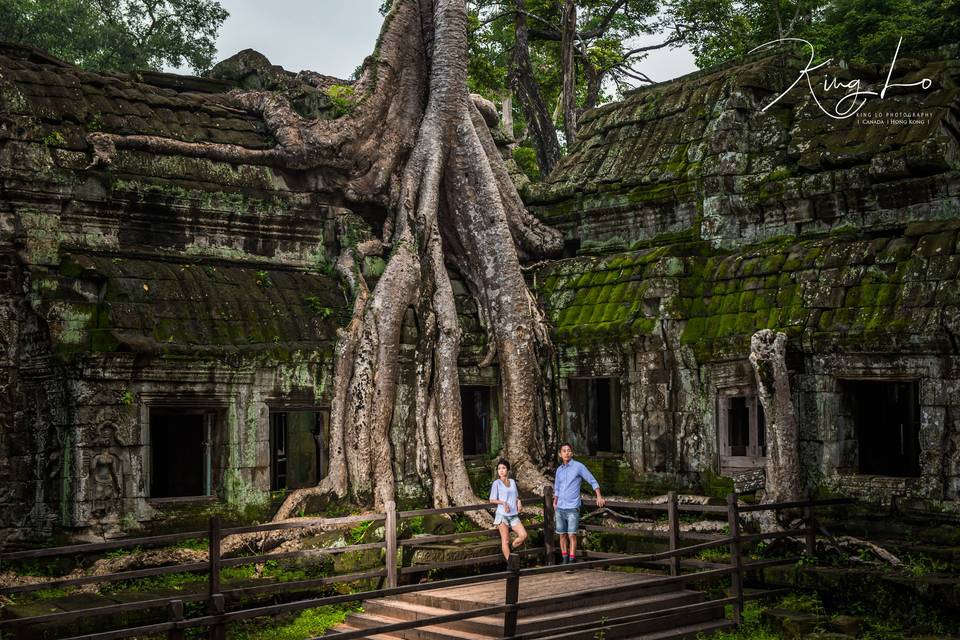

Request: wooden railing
left=0, top=493, right=850, bottom=640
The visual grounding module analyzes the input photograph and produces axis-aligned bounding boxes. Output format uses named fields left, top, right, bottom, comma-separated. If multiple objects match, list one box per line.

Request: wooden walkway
left=332, top=568, right=735, bottom=639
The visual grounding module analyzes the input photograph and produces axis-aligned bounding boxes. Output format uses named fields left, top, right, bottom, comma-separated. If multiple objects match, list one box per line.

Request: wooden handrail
left=10, top=492, right=853, bottom=640
left=736, top=497, right=851, bottom=512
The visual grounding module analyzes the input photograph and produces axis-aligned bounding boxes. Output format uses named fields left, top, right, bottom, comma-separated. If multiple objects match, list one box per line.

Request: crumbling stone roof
left=527, top=48, right=960, bottom=249
left=536, top=219, right=960, bottom=358
left=27, top=252, right=344, bottom=357
left=0, top=43, right=273, bottom=151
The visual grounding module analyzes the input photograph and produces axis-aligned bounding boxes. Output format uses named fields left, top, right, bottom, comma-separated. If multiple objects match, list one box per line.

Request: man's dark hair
left=559, top=442, right=573, bottom=451
left=496, top=458, right=511, bottom=471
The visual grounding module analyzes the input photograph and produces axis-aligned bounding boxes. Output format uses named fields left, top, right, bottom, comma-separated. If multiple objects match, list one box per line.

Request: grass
left=227, top=604, right=361, bottom=640
left=697, top=602, right=780, bottom=640
left=696, top=546, right=730, bottom=562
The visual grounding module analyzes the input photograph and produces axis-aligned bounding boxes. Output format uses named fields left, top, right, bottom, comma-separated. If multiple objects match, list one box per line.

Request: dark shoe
left=561, top=556, right=569, bottom=564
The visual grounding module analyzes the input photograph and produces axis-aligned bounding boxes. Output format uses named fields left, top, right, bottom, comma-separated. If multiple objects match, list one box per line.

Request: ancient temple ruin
left=0, top=41, right=958, bottom=540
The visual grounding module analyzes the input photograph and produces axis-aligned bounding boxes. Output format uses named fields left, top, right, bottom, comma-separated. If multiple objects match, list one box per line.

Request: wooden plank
left=219, top=513, right=386, bottom=535
left=219, top=542, right=385, bottom=568
left=743, top=557, right=801, bottom=570
left=739, top=528, right=806, bottom=543
left=323, top=602, right=511, bottom=640
left=0, top=561, right=210, bottom=595
left=737, top=498, right=851, bottom=513
left=507, top=596, right=736, bottom=640
left=399, top=529, right=501, bottom=547
left=0, top=530, right=208, bottom=561
left=0, top=591, right=207, bottom=628
left=580, top=525, right=724, bottom=542
left=398, top=503, right=496, bottom=518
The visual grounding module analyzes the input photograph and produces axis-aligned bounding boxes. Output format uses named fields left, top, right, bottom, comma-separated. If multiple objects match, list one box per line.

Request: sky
left=198, top=0, right=699, bottom=87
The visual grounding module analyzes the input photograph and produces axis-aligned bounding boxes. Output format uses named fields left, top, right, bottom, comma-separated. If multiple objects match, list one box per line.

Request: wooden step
left=518, top=605, right=727, bottom=640
left=365, top=589, right=704, bottom=636
left=327, top=622, right=406, bottom=639
left=630, top=618, right=737, bottom=640
left=334, top=611, right=495, bottom=640
left=396, top=571, right=682, bottom=613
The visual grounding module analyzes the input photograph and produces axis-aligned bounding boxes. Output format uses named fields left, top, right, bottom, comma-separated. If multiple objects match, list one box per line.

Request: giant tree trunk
left=560, top=0, right=578, bottom=146
left=510, top=0, right=562, bottom=177
left=749, top=330, right=804, bottom=529
left=87, top=0, right=562, bottom=518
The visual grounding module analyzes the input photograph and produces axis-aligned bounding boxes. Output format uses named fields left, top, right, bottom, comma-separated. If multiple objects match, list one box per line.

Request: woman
left=489, top=459, right=528, bottom=561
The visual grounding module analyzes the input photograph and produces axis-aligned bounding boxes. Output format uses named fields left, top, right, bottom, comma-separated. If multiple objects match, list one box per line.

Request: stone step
left=364, top=589, right=705, bottom=636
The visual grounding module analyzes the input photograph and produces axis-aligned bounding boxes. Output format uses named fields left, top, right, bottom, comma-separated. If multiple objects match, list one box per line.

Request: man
left=553, top=443, right=605, bottom=564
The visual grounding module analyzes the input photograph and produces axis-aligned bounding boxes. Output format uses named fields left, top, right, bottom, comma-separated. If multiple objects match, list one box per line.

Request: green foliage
left=684, top=0, right=960, bottom=69
left=304, top=295, right=334, bottom=319
left=324, top=84, right=356, bottom=118
left=902, top=553, right=948, bottom=576
left=512, top=146, right=541, bottom=182
left=776, top=591, right=824, bottom=615
left=698, top=602, right=780, bottom=640
left=0, top=0, right=228, bottom=73
left=255, top=270, right=271, bottom=288
left=118, top=389, right=135, bottom=406
left=696, top=546, right=730, bottom=562
left=228, top=605, right=360, bottom=640
left=42, top=131, right=66, bottom=147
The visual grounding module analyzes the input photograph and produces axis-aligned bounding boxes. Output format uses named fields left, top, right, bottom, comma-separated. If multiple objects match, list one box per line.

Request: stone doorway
left=149, top=409, right=216, bottom=498
left=461, top=386, right=493, bottom=456
left=840, top=379, right=921, bottom=477
left=568, top=378, right=622, bottom=455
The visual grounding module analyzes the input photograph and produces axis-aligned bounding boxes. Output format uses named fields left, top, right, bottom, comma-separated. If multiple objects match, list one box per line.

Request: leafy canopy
left=685, top=0, right=960, bottom=68
left=0, top=0, right=229, bottom=73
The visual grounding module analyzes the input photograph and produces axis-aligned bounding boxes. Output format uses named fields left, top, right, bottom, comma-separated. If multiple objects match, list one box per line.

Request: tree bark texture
left=749, top=330, right=804, bottom=528
left=560, top=0, right=578, bottom=146
left=86, top=0, right=563, bottom=518
left=509, top=0, right=562, bottom=177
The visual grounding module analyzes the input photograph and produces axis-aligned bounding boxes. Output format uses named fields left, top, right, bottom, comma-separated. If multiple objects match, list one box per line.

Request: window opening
left=718, top=393, right=766, bottom=472
left=841, top=379, right=920, bottom=477
left=568, top=378, right=623, bottom=455
left=270, top=411, right=324, bottom=490
left=150, top=409, right=215, bottom=498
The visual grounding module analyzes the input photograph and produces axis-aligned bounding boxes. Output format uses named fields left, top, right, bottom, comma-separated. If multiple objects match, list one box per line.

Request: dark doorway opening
left=842, top=380, right=921, bottom=477
left=150, top=409, right=213, bottom=498
left=568, top=378, right=622, bottom=455
left=270, top=411, right=324, bottom=491
left=461, top=386, right=492, bottom=456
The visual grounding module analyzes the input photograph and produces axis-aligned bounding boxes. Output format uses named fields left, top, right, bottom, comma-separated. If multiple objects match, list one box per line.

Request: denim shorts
left=494, top=513, right=521, bottom=527
left=555, top=508, right=580, bottom=534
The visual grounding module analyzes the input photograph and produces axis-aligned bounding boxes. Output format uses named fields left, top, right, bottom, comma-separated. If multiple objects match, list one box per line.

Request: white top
left=489, top=478, right=519, bottom=516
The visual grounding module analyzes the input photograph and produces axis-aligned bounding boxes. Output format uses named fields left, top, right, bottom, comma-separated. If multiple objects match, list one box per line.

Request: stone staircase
left=330, top=569, right=735, bottom=639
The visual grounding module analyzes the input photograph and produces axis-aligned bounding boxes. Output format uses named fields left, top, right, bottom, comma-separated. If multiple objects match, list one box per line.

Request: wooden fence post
left=667, top=491, right=681, bottom=577
left=543, top=485, right=555, bottom=565
left=502, top=553, right=521, bottom=637
left=167, top=599, right=185, bottom=640
left=208, top=515, right=225, bottom=640
left=726, top=494, right=744, bottom=626
left=385, top=500, right=398, bottom=589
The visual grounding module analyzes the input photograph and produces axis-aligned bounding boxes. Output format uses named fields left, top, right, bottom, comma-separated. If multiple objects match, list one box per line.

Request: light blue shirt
left=553, top=459, right=600, bottom=509
left=489, top=478, right=519, bottom=516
